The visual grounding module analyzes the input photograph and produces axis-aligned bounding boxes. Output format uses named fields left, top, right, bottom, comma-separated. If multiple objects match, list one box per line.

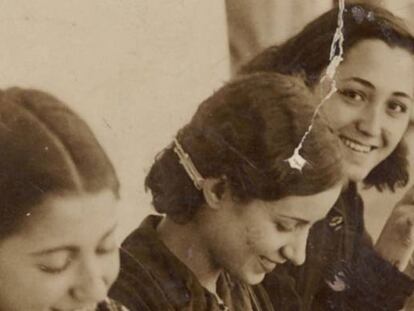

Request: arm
left=374, top=185, right=414, bottom=310
left=375, top=184, right=414, bottom=271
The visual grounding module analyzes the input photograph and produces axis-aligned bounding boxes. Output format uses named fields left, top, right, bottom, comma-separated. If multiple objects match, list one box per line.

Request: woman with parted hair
left=241, top=3, right=414, bottom=310
left=0, top=88, right=127, bottom=311
left=109, top=73, right=344, bottom=310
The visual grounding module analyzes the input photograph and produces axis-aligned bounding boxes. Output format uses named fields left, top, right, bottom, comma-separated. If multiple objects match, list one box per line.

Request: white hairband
left=173, top=138, right=205, bottom=190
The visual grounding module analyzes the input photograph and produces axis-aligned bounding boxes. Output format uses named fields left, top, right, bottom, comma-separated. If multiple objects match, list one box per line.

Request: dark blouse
left=262, top=184, right=414, bottom=310
left=109, top=215, right=274, bottom=311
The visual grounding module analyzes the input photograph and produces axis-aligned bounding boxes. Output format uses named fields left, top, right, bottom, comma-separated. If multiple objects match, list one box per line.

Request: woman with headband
left=0, top=88, right=127, bottom=311
left=241, top=3, right=414, bottom=310
left=109, top=73, right=344, bottom=310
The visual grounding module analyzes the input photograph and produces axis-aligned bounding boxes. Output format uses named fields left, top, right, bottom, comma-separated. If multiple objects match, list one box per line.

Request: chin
left=345, top=164, right=371, bottom=183
left=237, top=271, right=265, bottom=285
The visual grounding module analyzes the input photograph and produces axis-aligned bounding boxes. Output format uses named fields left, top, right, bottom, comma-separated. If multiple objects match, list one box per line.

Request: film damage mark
left=286, top=0, right=345, bottom=171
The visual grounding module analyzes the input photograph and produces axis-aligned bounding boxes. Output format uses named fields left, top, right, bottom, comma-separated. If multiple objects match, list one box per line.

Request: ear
left=202, top=177, right=228, bottom=210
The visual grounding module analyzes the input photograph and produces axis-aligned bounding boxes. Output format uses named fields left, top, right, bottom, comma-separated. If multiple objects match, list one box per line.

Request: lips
left=259, top=256, right=277, bottom=273
left=339, top=135, right=377, bottom=154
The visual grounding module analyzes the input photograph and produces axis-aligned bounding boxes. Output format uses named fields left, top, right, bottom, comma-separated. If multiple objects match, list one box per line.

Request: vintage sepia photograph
left=1, top=0, right=414, bottom=310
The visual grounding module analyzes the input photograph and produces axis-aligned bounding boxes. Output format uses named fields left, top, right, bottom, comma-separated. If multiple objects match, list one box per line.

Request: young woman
left=109, top=73, right=344, bottom=310
left=0, top=88, right=127, bottom=311
left=241, top=3, right=414, bottom=310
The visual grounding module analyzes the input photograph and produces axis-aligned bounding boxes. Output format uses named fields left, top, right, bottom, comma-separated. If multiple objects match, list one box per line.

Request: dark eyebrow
left=344, top=77, right=413, bottom=101
left=30, top=223, right=118, bottom=257
left=393, top=91, right=413, bottom=101
left=343, top=77, right=375, bottom=89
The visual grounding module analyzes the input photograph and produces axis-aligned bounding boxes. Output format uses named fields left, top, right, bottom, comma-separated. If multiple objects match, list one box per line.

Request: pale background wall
left=226, top=0, right=333, bottom=72
left=0, top=0, right=230, bottom=238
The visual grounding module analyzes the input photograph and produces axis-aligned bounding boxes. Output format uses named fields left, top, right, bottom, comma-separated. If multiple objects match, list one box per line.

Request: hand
left=375, top=185, right=414, bottom=272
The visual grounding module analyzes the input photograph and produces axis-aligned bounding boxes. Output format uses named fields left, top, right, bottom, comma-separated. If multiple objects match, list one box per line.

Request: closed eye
left=96, top=241, right=118, bottom=255
left=275, top=220, right=296, bottom=232
left=37, top=253, right=74, bottom=275
left=96, top=224, right=118, bottom=255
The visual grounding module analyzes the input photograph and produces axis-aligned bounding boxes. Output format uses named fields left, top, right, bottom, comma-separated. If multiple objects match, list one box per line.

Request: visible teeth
left=341, top=137, right=371, bottom=153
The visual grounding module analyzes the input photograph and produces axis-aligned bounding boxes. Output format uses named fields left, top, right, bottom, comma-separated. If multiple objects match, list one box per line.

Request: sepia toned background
left=1, top=0, right=413, bottom=240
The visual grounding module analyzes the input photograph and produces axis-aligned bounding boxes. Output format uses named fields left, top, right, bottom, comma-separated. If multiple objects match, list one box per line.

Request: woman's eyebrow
left=343, top=77, right=375, bottom=89
left=393, top=91, right=413, bottom=101
left=30, top=246, right=77, bottom=257
left=344, top=77, right=413, bottom=101
left=30, top=224, right=118, bottom=256
left=276, top=214, right=309, bottom=226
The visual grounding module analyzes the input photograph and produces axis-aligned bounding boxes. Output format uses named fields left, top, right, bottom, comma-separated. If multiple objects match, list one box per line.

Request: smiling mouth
left=259, top=256, right=277, bottom=273
left=340, top=135, right=377, bottom=154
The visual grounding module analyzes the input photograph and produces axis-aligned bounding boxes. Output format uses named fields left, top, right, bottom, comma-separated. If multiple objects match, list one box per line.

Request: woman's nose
left=282, top=230, right=308, bottom=266
left=356, top=103, right=384, bottom=137
left=71, top=261, right=108, bottom=304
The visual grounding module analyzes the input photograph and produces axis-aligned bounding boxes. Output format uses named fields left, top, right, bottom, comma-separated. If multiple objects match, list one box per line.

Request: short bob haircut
left=240, top=3, right=414, bottom=191
left=145, top=73, right=344, bottom=224
left=0, top=88, right=120, bottom=238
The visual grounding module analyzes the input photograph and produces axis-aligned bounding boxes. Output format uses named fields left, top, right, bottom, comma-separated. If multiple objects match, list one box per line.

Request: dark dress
left=262, top=184, right=414, bottom=311
left=109, top=215, right=274, bottom=311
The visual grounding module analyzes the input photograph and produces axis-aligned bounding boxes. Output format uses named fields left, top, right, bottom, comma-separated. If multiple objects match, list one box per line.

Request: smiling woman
left=109, top=73, right=344, bottom=311
left=0, top=88, right=127, bottom=311
left=241, top=3, right=414, bottom=310
left=324, top=39, right=414, bottom=183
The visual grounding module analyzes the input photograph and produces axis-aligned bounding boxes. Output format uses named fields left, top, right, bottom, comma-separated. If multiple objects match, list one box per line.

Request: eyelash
left=338, top=88, right=366, bottom=103
left=387, top=101, right=408, bottom=115
left=38, top=257, right=73, bottom=275
left=97, top=243, right=118, bottom=255
left=339, top=88, right=410, bottom=116
left=275, top=221, right=295, bottom=233
left=38, top=244, right=118, bottom=275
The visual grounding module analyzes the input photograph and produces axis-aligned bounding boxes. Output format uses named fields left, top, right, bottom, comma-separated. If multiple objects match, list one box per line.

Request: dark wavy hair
left=240, top=3, right=414, bottom=191
left=145, top=73, right=344, bottom=223
left=0, top=88, right=120, bottom=238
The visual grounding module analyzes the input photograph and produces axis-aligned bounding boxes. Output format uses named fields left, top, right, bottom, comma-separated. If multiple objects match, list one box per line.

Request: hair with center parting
left=0, top=88, right=120, bottom=238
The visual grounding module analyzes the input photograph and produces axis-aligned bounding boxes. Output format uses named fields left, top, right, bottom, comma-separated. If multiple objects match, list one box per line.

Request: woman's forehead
left=7, top=191, right=118, bottom=248
left=338, top=40, right=414, bottom=93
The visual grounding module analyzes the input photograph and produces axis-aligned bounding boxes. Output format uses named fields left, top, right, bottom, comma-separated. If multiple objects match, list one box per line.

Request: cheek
left=405, top=127, right=414, bottom=154
left=244, top=224, right=281, bottom=253
left=245, top=226, right=266, bottom=247
left=0, top=268, right=69, bottom=310
left=322, top=96, right=356, bottom=130
left=104, top=251, right=121, bottom=286
left=386, top=120, right=409, bottom=148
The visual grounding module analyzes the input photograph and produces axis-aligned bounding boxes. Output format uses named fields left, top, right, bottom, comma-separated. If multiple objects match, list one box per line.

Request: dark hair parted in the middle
left=0, top=88, right=120, bottom=238
left=145, top=73, right=344, bottom=223
left=240, top=3, right=414, bottom=191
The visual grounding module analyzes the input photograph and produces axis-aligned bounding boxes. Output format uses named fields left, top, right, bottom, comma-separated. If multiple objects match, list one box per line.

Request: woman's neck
left=157, top=216, right=221, bottom=294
